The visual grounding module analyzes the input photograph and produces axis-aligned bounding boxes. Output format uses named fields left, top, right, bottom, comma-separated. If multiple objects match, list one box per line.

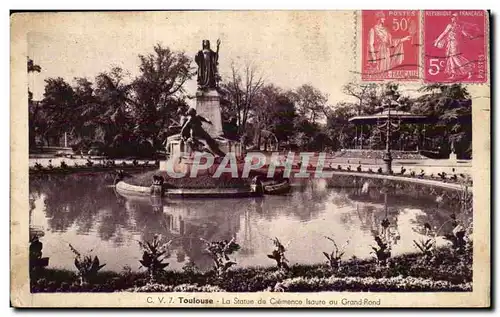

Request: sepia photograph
left=10, top=10, right=490, bottom=307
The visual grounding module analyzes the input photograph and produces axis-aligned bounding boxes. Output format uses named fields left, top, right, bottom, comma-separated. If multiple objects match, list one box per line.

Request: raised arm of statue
left=216, top=39, right=221, bottom=61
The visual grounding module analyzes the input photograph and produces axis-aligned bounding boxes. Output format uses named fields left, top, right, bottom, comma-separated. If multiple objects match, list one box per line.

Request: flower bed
left=125, top=170, right=253, bottom=189
left=30, top=247, right=472, bottom=293
left=271, top=276, right=471, bottom=292
left=29, top=161, right=158, bottom=175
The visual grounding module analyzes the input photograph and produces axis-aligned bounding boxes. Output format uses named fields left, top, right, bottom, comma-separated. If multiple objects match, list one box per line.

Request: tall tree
left=130, top=44, right=192, bottom=148
left=84, top=67, right=134, bottom=148
left=342, top=82, right=378, bottom=115
left=220, top=62, right=264, bottom=135
left=248, top=85, right=298, bottom=148
left=289, top=84, right=328, bottom=124
left=251, top=84, right=281, bottom=147
left=28, top=57, right=42, bottom=148
left=39, top=77, right=76, bottom=146
left=72, top=77, right=99, bottom=141
left=413, top=83, right=472, bottom=158
left=269, top=93, right=296, bottom=144
left=341, top=82, right=378, bottom=149
left=325, top=102, right=358, bottom=151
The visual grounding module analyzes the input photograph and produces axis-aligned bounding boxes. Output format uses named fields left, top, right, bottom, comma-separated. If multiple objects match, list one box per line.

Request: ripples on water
left=29, top=173, right=470, bottom=272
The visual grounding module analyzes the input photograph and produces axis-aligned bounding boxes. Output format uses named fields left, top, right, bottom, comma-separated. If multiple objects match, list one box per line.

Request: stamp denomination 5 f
left=424, top=10, right=488, bottom=83
left=362, top=10, right=420, bottom=81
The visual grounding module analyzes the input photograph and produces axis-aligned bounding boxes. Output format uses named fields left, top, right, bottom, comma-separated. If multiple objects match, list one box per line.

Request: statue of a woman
left=195, top=39, right=220, bottom=90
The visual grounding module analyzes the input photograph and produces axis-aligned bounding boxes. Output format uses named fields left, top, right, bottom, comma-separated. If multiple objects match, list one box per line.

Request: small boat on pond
left=250, top=176, right=291, bottom=195
left=262, top=179, right=291, bottom=195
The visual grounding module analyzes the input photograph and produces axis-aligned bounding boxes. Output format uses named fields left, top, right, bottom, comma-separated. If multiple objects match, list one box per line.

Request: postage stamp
left=361, top=10, right=420, bottom=81
left=10, top=10, right=490, bottom=308
left=424, top=10, right=488, bottom=83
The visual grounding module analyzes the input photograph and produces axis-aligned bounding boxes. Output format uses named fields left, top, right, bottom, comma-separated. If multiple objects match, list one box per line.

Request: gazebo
left=348, top=109, right=430, bottom=125
left=348, top=101, right=433, bottom=172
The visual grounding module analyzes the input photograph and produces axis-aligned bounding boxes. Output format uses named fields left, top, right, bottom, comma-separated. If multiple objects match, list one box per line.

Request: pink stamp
left=361, top=10, right=420, bottom=81
left=424, top=10, right=488, bottom=83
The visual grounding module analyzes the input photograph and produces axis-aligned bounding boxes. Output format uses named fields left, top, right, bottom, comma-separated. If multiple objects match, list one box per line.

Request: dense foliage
left=29, top=47, right=472, bottom=158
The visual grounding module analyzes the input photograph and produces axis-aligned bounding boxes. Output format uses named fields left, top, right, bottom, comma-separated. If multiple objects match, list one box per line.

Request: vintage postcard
left=11, top=10, right=490, bottom=308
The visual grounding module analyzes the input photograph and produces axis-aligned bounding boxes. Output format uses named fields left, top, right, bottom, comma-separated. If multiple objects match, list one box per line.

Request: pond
left=29, top=173, right=471, bottom=272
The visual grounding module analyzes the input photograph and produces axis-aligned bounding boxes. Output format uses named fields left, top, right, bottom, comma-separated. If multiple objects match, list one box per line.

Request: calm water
left=29, top=173, right=468, bottom=272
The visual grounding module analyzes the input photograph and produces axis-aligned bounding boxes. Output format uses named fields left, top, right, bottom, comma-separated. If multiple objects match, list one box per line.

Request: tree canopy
left=28, top=45, right=472, bottom=159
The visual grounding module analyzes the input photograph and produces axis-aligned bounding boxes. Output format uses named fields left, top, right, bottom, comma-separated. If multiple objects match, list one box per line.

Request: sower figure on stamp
left=180, top=108, right=226, bottom=157
left=433, top=13, right=478, bottom=80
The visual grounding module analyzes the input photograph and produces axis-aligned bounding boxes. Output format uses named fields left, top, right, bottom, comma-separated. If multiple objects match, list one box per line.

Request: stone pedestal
left=195, top=89, right=223, bottom=137
left=449, top=152, right=457, bottom=162
left=383, top=151, right=392, bottom=174
left=160, top=89, right=245, bottom=172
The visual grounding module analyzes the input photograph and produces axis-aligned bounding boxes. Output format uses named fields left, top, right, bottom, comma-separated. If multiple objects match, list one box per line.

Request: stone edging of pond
left=115, top=169, right=468, bottom=199
left=115, top=180, right=259, bottom=198
left=29, top=165, right=158, bottom=175
left=321, top=170, right=467, bottom=191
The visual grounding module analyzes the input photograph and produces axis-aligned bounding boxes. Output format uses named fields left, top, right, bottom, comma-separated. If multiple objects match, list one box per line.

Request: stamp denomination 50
left=362, top=10, right=420, bottom=81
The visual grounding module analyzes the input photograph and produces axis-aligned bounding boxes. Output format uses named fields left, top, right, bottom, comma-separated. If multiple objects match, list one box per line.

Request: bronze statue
left=195, top=39, right=221, bottom=89
left=180, top=108, right=225, bottom=157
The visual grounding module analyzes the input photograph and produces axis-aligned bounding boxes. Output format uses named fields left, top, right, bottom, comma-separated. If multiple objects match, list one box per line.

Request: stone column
left=195, top=89, right=223, bottom=137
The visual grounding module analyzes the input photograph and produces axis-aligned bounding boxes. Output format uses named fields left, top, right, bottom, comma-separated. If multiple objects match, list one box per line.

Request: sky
left=26, top=11, right=363, bottom=108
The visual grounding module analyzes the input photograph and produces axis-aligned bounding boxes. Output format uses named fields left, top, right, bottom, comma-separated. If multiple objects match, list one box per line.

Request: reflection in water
left=29, top=174, right=470, bottom=272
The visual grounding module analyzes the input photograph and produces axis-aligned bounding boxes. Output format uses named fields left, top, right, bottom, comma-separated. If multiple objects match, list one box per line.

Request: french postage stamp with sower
left=424, top=10, right=487, bottom=83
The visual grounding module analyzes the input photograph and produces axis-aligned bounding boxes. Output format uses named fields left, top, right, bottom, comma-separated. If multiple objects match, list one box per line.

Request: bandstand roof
left=348, top=109, right=432, bottom=125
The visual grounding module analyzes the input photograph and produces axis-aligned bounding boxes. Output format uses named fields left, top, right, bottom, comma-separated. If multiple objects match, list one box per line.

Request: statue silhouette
left=180, top=108, right=226, bottom=157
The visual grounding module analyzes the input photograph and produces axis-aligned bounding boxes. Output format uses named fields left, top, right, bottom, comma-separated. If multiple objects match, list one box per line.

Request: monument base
left=449, top=152, right=458, bottom=162
left=196, top=89, right=223, bottom=137
left=161, top=86, right=243, bottom=173
left=160, top=133, right=244, bottom=173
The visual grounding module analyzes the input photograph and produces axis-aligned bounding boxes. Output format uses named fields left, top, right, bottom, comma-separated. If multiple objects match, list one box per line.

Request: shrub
left=182, top=261, right=198, bottom=275
left=68, top=244, right=106, bottom=285
left=60, top=161, right=68, bottom=169
left=413, top=238, right=434, bottom=258
left=444, top=225, right=467, bottom=254
left=202, top=237, right=240, bottom=277
left=323, top=236, right=349, bottom=272
left=29, top=235, right=49, bottom=272
left=138, top=234, right=172, bottom=282
left=370, top=236, right=391, bottom=265
left=267, top=237, right=290, bottom=271
left=413, top=222, right=435, bottom=261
